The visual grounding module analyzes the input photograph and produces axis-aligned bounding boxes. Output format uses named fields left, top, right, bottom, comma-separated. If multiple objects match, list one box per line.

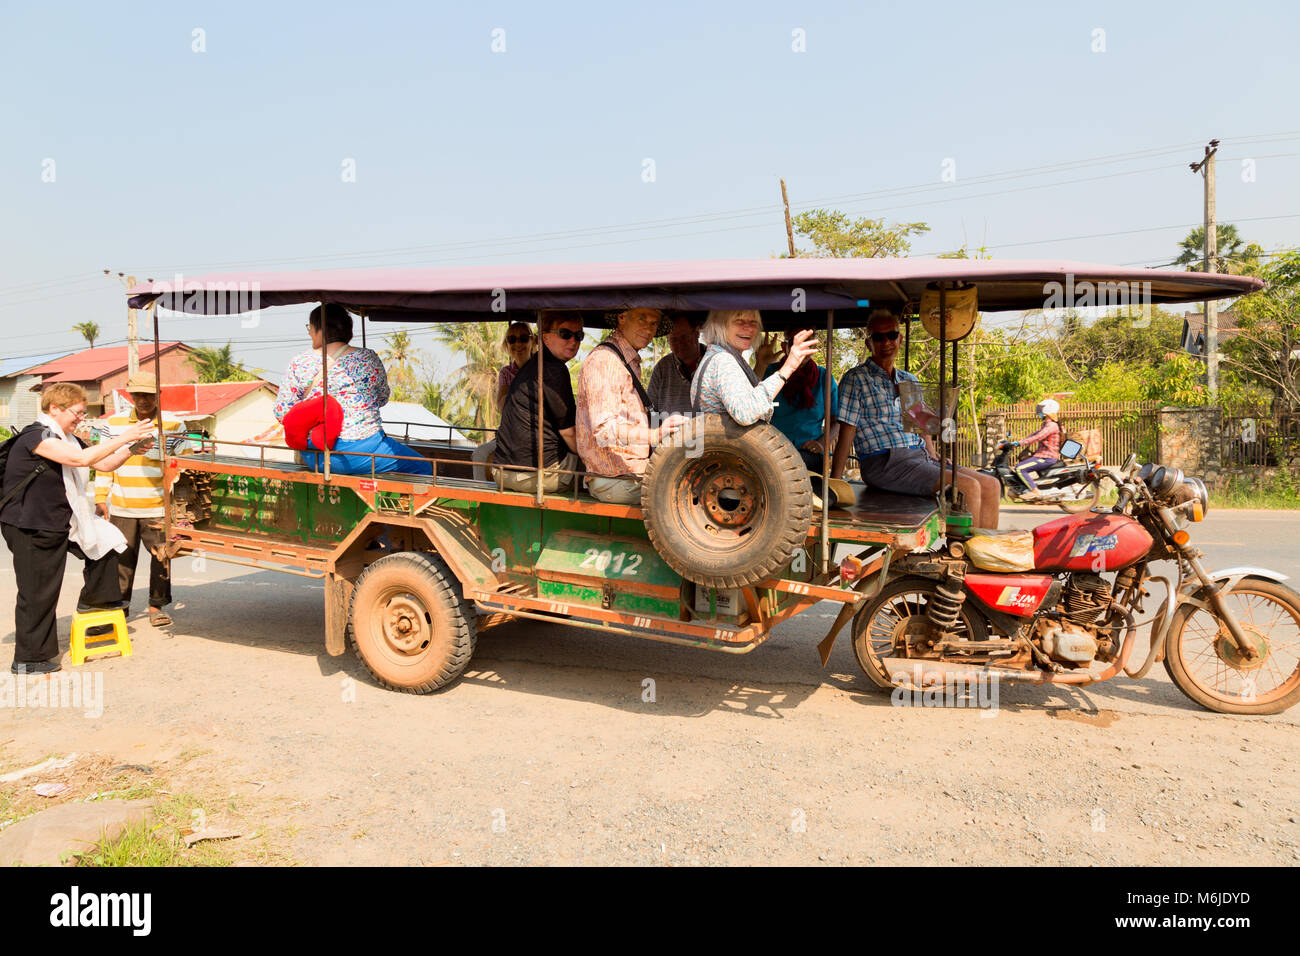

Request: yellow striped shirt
left=94, top=411, right=188, bottom=518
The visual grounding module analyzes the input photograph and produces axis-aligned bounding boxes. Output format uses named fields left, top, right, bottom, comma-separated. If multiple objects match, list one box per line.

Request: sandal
left=149, top=609, right=173, bottom=627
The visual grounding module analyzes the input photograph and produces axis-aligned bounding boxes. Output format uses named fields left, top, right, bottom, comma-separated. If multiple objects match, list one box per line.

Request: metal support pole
left=320, top=300, right=331, bottom=482
left=152, top=309, right=171, bottom=554
left=937, top=283, right=948, bottom=512
left=821, top=310, right=834, bottom=575
left=536, top=322, right=545, bottom=507
left=951, top=336, right=959, bottom=505
left=904, top=314, right=912, bottom=372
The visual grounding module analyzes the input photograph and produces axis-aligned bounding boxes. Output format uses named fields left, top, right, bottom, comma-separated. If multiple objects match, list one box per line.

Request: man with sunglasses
left=831, top=311, right=1000, bottom=529
left=494, top=311, right=585, bottom=494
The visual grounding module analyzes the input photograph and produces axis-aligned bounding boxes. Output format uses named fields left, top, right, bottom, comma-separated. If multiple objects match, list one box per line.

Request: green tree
left=1050, top=305, right=1185, bottom=380
left=187, top=343, right=255, bottom=383
left=791, top=209, right=930, bottom=259
left=432, top=322, right=504, bottom=431
left=1224, top=249, right=1300, bottom=414
left=72, top=321, right=100, bottom=349
left=382, top=330, right=421, bottom=402
left=1173, top=223, right=1261, bottom=273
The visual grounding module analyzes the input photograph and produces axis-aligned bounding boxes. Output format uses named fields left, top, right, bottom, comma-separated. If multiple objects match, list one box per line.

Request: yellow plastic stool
left=70, top=609, right=132, bottom=665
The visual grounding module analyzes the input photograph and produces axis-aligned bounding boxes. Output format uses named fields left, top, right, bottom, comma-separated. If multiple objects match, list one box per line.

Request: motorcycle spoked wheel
left=852, top=576, right=990, bottom=691
left=1163, top=578, right=1300, bottom=715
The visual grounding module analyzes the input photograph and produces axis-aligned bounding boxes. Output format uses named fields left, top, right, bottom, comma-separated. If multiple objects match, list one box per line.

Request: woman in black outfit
left=1, top=383, right=154, bottom=674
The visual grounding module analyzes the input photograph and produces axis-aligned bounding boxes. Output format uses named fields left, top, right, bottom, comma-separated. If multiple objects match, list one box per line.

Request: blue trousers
left=305, top=430, right=434, bottom=476
left=1016, top=455, right=1056, bottom=490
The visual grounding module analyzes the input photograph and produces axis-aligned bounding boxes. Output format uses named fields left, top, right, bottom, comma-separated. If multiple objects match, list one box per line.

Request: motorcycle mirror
left=1122, top=453, right=1138, bottom=474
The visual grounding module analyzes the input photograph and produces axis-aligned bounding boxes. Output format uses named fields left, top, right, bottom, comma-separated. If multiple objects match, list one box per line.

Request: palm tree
left=188, top=342, right=254, bottom=383
left=1175, top=224, right=1245, bottom=273
left=432, top=322, right=504, bottom=431
left=72, top=321, right=100, bottom=349
left=382, top=330, right=421, bottom=402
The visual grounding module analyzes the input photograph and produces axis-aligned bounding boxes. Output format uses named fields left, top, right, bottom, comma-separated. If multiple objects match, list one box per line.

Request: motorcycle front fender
left=1153, top=567, right=1292, bottom=654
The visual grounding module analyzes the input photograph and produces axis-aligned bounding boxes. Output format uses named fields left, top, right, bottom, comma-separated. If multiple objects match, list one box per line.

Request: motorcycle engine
left=1062, top=572, right=1112, bottom=625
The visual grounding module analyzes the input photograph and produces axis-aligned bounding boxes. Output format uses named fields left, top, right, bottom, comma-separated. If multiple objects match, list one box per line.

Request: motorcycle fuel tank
left=965, top=573, right=1055, bottom=617
left=1032, top=512, right=1154, bottom=572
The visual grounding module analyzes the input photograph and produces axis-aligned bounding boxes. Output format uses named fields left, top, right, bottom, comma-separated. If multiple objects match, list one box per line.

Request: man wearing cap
left=94, top=372, right=188, bottom=627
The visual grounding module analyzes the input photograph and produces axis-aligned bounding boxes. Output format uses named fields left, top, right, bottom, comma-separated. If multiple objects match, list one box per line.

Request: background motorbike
left=983, top=436, right=1103, bottom=513
left=852, top=455, right=1300, bottom=715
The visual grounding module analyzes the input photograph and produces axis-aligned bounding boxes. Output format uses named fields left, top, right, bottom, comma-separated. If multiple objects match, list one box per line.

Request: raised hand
left=779, top=328, right=819, bottom=378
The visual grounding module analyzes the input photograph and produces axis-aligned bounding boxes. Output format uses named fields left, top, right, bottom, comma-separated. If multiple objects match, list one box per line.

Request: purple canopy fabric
left=125, top=257, right=1264, bottom=325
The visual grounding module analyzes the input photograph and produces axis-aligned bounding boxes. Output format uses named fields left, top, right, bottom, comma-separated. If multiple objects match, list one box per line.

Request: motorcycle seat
left=965, top=528, right=1036, bottom=573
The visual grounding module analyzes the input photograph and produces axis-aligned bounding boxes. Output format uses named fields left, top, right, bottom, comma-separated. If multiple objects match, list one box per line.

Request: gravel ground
left=2, top=507, right=1298, bottom=865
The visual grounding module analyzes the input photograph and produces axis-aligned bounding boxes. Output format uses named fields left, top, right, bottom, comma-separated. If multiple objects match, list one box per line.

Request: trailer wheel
left=642, top=415, right=812, bottom=589
left=347, top=551, right=476, bottom=693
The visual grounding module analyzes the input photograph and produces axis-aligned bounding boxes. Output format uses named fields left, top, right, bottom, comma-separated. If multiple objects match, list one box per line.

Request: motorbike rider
left=1002, top=398, right=1063, bottom=499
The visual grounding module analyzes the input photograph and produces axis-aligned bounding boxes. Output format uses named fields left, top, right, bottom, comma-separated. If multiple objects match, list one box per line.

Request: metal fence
left=1222, top=411, right=1300, bottom=466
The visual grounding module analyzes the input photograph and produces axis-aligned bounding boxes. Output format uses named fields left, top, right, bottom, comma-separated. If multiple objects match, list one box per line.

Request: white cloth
left=36, top=412, right=127, bottom=560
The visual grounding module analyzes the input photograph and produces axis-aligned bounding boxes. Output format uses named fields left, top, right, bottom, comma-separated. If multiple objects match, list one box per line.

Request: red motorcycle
left=852, top=457, right=1300, bottom=714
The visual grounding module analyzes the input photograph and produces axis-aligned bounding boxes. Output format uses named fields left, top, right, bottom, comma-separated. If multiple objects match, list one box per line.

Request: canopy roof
left=126, top=258, right=1264, bottom=329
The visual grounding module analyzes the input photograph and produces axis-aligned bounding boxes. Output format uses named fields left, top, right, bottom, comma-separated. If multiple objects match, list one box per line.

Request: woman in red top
left=1009, top=398, right=1063, bottom=496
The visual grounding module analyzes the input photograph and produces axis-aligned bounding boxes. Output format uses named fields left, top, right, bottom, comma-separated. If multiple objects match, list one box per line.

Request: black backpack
left=0, top=423, right=50, bottom=510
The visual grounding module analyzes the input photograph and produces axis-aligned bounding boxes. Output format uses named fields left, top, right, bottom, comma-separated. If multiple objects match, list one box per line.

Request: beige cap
left=125, top=371, right=158, bottom=394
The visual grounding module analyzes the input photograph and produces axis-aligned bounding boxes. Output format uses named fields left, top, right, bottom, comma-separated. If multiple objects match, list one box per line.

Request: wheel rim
left=677, top=453, right=766, bottom=550
left=1175, top=587, right=1300, bottom=706
left=371, top=586, right=434, bottom=659
left=859, top=589, right=983, bottom=667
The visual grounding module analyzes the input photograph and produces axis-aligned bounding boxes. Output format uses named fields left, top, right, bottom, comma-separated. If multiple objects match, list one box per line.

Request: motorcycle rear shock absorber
left=927, top=572, right=968, bottom=632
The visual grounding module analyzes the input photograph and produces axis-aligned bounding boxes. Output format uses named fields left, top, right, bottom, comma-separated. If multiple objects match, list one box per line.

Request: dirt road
left=3, top=508, right=1298, bottom=865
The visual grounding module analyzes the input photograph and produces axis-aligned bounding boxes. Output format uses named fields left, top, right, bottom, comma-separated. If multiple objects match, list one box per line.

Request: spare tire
left=641, top=415, right=813, bottom=588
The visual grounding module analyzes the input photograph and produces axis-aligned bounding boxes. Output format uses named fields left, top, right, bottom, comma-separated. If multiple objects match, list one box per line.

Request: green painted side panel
left=535, top=530, right=679, bottom=590
left=206, top=474, right=366, bottom=545
left=538, top=580, right=679, bottom=618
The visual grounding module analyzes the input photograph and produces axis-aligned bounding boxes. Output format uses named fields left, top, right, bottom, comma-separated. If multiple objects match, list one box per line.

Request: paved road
left=2, top=507, right=1297, bottom=865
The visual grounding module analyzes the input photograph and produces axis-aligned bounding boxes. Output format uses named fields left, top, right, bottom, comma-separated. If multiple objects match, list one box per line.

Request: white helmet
left=1037, top=398, right=1060, bottom=418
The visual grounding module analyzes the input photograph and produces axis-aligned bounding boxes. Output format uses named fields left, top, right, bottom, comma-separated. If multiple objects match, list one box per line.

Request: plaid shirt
left=1019, top=419, right=1062, bottom=459
left=837, top=358, right=925, bottom=458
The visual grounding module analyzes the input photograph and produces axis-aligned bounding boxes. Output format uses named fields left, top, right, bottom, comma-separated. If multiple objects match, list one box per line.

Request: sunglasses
left=551, top=328, right=586, bottom=342
left=870, top=330, right=900, bottom=342
left=506, top=335, right=531, bottom=345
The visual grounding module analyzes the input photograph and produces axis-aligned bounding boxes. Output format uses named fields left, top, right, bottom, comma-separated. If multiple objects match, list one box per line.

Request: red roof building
left=18, top=343, right=198, bottom=415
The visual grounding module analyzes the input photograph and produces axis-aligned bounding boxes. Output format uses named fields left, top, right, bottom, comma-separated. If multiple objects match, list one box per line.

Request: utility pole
left=780, top=178, right=796, bottom=257
left=1189, top=139, right=1219, bottom=396
left=105, top=270, right=140, bottom=377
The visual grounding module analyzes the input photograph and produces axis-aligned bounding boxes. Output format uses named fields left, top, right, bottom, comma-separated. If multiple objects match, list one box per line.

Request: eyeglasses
left=870, top=330, right=900, bottom=342
left=506, top=335, right=531, bottom=345
left=551, top=328, right=586, bottom=342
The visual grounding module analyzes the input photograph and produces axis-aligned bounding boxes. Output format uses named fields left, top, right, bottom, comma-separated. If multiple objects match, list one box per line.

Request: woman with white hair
left=1003, top=398, right=1063, bottom=499
left=690, top=310, right=818, bottom=424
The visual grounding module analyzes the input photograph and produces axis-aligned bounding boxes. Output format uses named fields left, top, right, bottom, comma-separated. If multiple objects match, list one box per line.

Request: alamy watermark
left=1, top=670, right=104, bottom=718
left=1043, top=274, right=1153, bottom=326
left=890, top=666, right=1000, bottom=715
left=149, top=273, right=262, bottom=321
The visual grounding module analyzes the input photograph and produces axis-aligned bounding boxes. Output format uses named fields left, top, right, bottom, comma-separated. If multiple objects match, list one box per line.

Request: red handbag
left=282, top=363, right=345, bottom=451
left=282, top=395, right=343, bottom=451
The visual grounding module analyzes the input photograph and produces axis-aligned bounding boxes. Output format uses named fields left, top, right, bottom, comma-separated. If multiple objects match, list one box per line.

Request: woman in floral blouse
left=690, top=310, right=818, bottom=424
left=274, top=304, right=433, bottom=476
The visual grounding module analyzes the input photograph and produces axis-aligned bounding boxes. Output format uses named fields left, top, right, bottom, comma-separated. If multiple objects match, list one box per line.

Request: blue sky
left=2, top=0, right=1297, bottom=378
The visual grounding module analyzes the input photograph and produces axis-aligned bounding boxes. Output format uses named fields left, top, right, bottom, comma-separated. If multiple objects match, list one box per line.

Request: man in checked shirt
left=831, top=310, right=1000, bottom=529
